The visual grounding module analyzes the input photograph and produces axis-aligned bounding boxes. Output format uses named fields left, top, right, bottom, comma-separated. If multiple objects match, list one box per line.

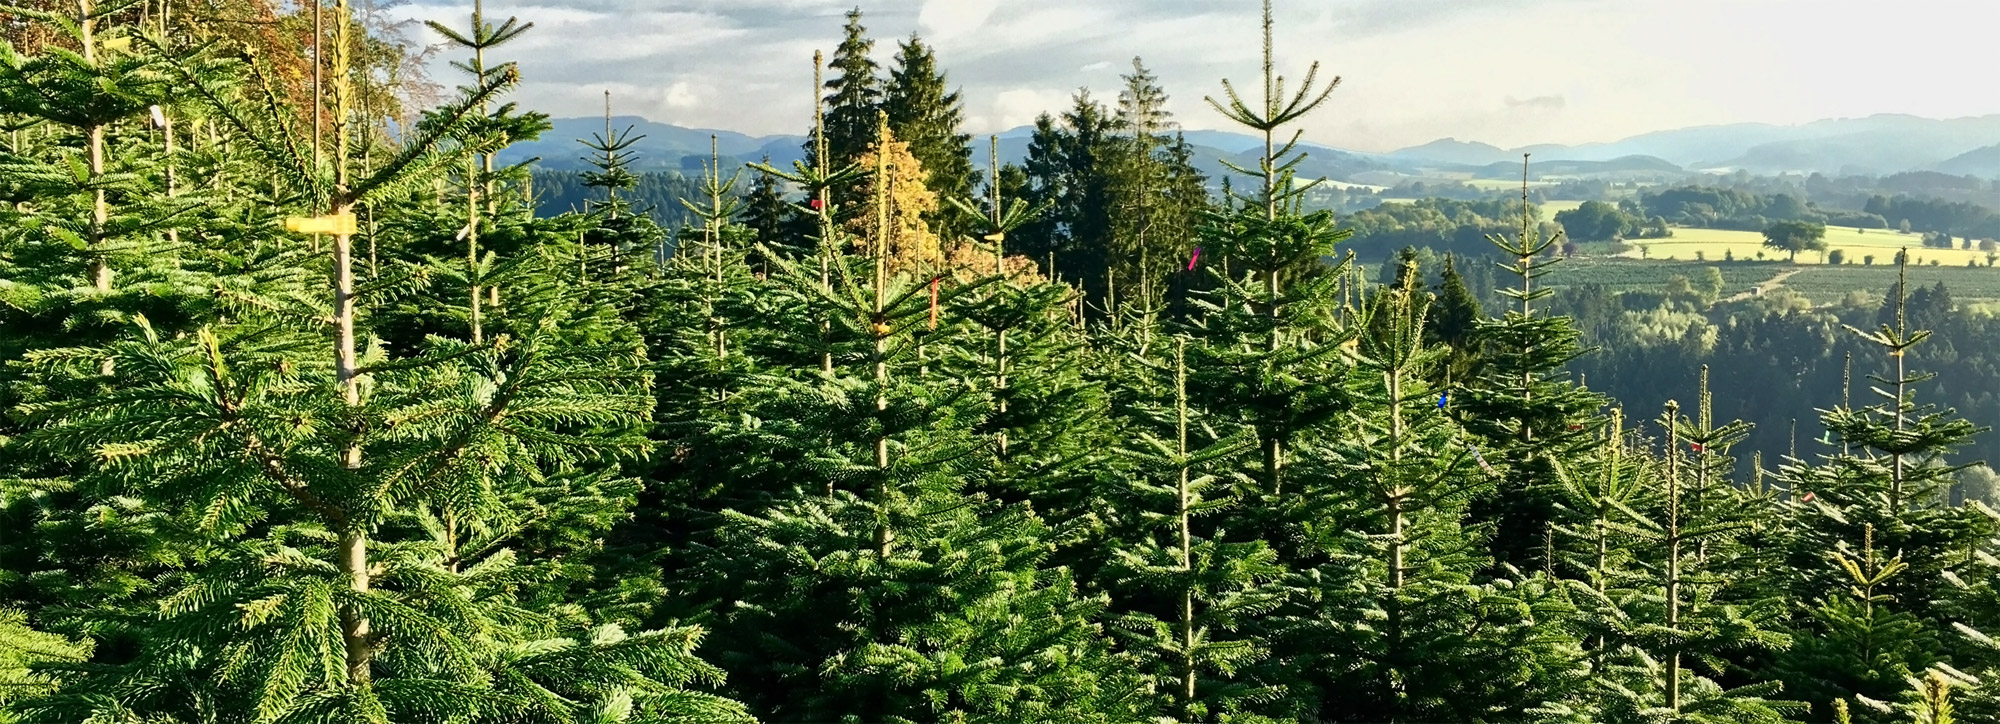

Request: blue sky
left=394, top=0, right=2000, bottom=153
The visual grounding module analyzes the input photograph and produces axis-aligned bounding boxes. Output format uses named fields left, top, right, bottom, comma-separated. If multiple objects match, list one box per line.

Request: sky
left=393, top=0, right=2000, bottom=154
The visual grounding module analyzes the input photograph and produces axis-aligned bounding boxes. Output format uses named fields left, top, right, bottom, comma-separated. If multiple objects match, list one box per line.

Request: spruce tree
left=741, top=156, right=805, bottom=261
left=1107, top=57, right=1176, bottom=314
left=881, top=33, right=971, bottom=221
left=1429, top=253, right=1484, bottom=383
left=811, top=6, right=880, bottom=209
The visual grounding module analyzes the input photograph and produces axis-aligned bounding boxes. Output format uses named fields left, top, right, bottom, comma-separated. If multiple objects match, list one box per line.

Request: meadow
left=1621, top=226, right=1996, bottom=266
left=1536, top=257, right=1787, bottom=296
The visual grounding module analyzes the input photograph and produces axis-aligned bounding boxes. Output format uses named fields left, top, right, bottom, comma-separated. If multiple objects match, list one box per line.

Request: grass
left=1782, top=264, right=2000, bottom=304
left=1542, top=200, right=1585, bottom=217
left=1623, top=227, right=1998, bottom=267
left=1463, top=178, right=1557, bottom=190
left=1527, top=255, right=2000, bottom=305
left=1534, top=257, right=1787, bottom=296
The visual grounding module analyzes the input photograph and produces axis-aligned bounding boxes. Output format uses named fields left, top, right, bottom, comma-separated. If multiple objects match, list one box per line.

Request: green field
left=1536, top=258, right=1787, bottom=296
left=1463, top=178, right=1557, bottom=190
left=1623, top=227, right=1995, bottom=266
left=1542, top=199, right=1585, bottom=216
left=1781, top=264, right=2000, bottom=305
left=1529, top=256, right=2000, bottom=305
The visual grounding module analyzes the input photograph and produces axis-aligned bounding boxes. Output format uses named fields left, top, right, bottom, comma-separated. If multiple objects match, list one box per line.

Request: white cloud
left=392, top=0, right=2000, bottom=152
left=917, top=0, right=996, bottom=42
left=663, top=81, right=699, bottom=109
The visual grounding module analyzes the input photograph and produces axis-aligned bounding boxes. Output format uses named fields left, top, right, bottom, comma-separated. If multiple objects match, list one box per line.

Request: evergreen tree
left=1306, top=276, right=1590, bottom=722
left=0, top=609, right=84, bottom=713
left=1104, top=337, right=1290, bottom=722
left=881, top=33, right=971, bottom=233
left=3, top=4, right=751, bottom=720
left=684, top=119, right=1148, bottom=722
left=1459, top=157, right=1611, bottom=573
left=741, top=156, right=804, bottom=260
left=1769, top=259, right=1994, bottom=722
left=1106, top=57, right=1175, bottom=314
left=812, top=6, right=881, bottom=209
left=1429, top=253, right=1484, bottom=383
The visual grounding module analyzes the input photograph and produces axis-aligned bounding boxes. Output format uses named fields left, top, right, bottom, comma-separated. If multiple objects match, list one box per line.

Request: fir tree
left=1307, top=274, right=1590, bottom=722
left=1104, top=337, right=1290, bottom=722
left=4, top=4, right=752, bottom=719
left=741, top=156, right=804, bottom=261
left=1459, top=157, right=1610, bottom=573
left=1429, top=253, right=1484, bottom=383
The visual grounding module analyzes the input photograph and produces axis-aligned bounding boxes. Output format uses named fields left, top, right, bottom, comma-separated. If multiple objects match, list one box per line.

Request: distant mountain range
left=1383, top=114, right=2000, bottom=178
left=504, top=113, right=2000, bottom=185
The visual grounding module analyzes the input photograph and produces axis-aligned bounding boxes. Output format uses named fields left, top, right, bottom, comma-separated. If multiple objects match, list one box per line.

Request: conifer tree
left=1107, top=57, right=1175, bottom=314
left=1429, top=253, right=1483, bottom=382
left=1769, top=258, right=1994, bottom=722
left=425, top=0, right=550, bottom=341
left=1305, top=274, right=1590, bottom=722
left=0, top=609, right=84, bottom=713
left=1104, top=336, right=1290, bottom=722
left=1188, top=0, right=1351, bottom=499
left=881, top=33, right=971, bottom=222
left=1459, top=157, right=1610, bottom=573
left=741, top=156, right=804, bottom=260
left=3, top=4, right=752, bottom=719
left=0, top=0, right=185, bottom=293
left=811, top=6, right=880, bottom=209
left=684, top=118, right=1148, bottom=723
left=577, top=94, right=667, bottom=288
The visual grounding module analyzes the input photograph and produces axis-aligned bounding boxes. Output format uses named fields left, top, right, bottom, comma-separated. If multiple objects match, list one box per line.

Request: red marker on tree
left=1187, top=247, right=1201, bottom=271
left=929, top=277, right=941, bottom=329
left=809, top=198, right=825, bottom=211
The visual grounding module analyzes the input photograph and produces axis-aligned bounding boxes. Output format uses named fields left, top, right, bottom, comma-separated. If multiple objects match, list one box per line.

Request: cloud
left=663, top=81, right=699, bottom=109
left=1505, top=95, right=1567, bottom=111
left=390, top=0, right=2000, bottom=153
left=917, top=0, right=996, bottom=42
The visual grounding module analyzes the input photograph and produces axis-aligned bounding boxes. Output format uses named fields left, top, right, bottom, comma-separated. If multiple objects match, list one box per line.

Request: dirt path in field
left=1720, top=267, right=1803, bottom=304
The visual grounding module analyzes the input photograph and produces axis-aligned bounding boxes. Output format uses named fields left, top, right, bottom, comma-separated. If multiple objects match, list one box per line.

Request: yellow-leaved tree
left=849, top=126, right=944, bottom=274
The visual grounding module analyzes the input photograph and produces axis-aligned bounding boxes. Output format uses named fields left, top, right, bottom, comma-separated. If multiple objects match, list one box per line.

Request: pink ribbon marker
left=1187, top=248, right=1201, bottom=271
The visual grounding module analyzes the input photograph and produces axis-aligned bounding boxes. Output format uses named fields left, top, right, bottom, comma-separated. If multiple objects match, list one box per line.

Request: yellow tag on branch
left=284, top=213, right=358, bottom=236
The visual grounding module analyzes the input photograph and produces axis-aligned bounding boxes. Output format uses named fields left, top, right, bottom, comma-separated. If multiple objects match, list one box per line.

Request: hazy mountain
left=501, top=116, right=807, bottom=172
left=510, top=112, right=2000, bottom=186
left=1934, top=144, right=2000, bottom=178
left=1386, top=138, right=1515, bottom=167
left=1508, top=114, right=2000, bottom=175
left=1471, top=155, right=1686, bottom=180
left=1708, top=115, right=2000, bottom=175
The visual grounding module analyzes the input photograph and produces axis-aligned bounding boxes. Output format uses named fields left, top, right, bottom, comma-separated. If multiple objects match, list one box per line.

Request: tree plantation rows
left=2, top=1, right=1999, bottom=723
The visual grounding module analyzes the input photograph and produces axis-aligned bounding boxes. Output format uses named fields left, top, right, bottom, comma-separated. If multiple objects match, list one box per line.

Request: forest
left=2, top=1, right=1999, bottom=723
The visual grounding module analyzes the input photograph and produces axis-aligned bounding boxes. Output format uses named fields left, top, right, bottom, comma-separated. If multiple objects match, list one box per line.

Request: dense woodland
left=3, top=2, right=2000, bottom=723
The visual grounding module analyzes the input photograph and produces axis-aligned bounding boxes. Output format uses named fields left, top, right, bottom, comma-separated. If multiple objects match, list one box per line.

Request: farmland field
left=1781, top=264, right=2000, bottom=304
left=1623, top=227, right=1995, bottom=266
left=1529, top=256, right=2000, bottom=305
left=1542, top=199, right=1585, bottom=216
left=1464, top=178, right=1557, bottom=190
left=1534, top=258, right=1787, bottom=296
